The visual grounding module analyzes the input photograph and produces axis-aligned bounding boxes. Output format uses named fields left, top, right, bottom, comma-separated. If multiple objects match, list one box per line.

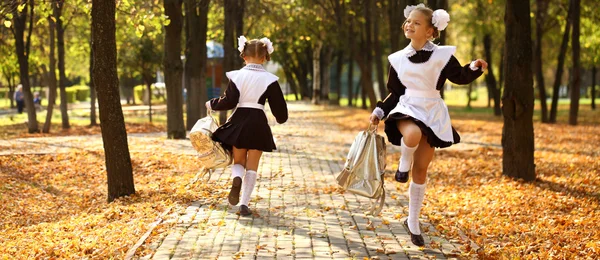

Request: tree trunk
left=347, top=57, right=354, bottom=107
left=592, top=66, right=596, bottom=110
left=146, top=80, right=153, bottom=122
left=283, top=68, right=299, bottom=100
left=499, top=45, right=505, bottom=94
left=92, top=0, right=135, bottom=202
left=233, top=0, right=245, bottom=69
left=334, top=50, right=343, bottom=105
left=185, top=0, right=210, bottom=130
left=11, top=0, right=38, bottom=133
left=312, top=40, right=323, bottom=104
left=90, top=27, right=98, bottom=126
left=374, top=11, right=386, bottom=101
left=164, top=0, right=186, bottom=139
left=466, top=37, right=476, bottom=110
left=568, top=0, right=580, bottom=126
left=43, top=17, right=58, bottom=133
left=549, top=0, right=573, bottom=123
left=2, top=69, right=16, bottom=109
left=502, top=0, right=535, bottom=181
left=321, top=47, right=333, bottom=101
left=361, top=76, right=367, bottom=109
left=55, top=0, right=70, bottom=129
left=388, top=0, right=401, bottom=52
left=356, top=0, right=377, bottom=110
left=535, top=0, right=549, bottom=122
left=483, top=34, right=501, bottom=116
left=221, top=0, right=236, bottom=124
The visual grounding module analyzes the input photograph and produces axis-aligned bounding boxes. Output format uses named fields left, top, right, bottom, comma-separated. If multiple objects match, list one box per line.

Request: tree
left=54, top=0, right=69, bottom=129
left=92, top=0, right=135, bottom=202
left=221, top=0, right=236, bottom=123
left=311, top=40, right=322, bottom=104
left=164, top=0, right=186, bottom=139
left=90, top=25, right=97, bottom=126
left=534, top=0, right=549, bottom=122
left=483, top=34, right=501, bottom=116
left=184, top=0, right=210, bottom=130
left=569, top=0, right=581, bottom=125
left=502, top=0, right=535, bottom=181
left=9, top=0, right=39, bottom=133
left=42, top=15, right=57, bottom=133
left=373, top=0, right=386, bottom=101
left=549, top=1, right=572, bottom=123
left=592, top=66, right=597, bottom=110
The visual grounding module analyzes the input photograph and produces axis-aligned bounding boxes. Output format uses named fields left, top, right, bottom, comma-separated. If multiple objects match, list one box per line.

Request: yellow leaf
left=3, top=21, right=11, bottom=28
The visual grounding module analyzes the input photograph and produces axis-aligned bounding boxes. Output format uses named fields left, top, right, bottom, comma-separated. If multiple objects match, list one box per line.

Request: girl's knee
left=411, top=169, right=428, bottom=184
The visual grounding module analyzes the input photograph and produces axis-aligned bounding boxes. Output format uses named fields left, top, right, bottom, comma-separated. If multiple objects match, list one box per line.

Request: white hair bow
left=403, top=3, right=425, bottom=18
left=432, top=9, right=450, bottom=31
left=238, top=35, right=247, bottom=53
left=259, top=37, right=274, bottom=54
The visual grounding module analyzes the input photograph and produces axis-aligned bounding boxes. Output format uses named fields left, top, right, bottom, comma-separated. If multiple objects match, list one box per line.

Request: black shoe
left=239, top=205, right=252, bottom=216
left=228, top=177, right=242, bottom=205
left=395, top=170, right=409, bottom=183
left=403, top=219, right=425, bottom=247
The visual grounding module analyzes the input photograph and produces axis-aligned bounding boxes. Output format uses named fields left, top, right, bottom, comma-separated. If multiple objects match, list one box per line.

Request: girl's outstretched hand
left=369, top=114, right=380, bottom=125
left=474, top=59, right=488, bottom=71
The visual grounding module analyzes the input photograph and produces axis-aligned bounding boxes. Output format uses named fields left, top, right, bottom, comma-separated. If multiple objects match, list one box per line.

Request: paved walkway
left=0, top=102, right=482, bottom=259
left=142, top=103, right=467, bottom=260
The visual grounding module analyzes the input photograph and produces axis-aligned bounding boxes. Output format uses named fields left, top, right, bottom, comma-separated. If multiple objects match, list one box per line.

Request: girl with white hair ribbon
left=369, top=4, right=488, bottom=247
left=206, top=36, right=288, bottom=217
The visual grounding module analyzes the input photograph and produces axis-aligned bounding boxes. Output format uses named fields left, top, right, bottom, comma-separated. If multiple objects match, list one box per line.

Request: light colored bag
left=336, top=124, right=387, bottom=215
left=189, top=111, right=233, bottom=170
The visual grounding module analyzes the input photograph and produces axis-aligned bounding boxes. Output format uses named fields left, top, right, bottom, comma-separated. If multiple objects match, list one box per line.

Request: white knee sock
left=231, top=164, right=244, bottom=179
left=399, top=137, right=418, bottom=172
left=240, top=170, right=257, bottom=206
left=408, top=181, right=426, bottom=235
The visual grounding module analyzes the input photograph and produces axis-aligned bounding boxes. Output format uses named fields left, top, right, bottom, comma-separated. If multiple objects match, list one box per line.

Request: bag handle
left=366, top=123, right=378, bottom=133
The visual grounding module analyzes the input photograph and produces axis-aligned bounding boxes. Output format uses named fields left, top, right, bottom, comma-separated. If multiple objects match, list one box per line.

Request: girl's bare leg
left=395, top=119, right=422, bottom=182
left=406, top=134, right=435, bottom=241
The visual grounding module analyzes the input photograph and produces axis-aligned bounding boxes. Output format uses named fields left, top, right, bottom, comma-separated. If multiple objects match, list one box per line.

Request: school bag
left=336, top=124, right=387, bottom=215
left=189, top=111, right=233, bottom=173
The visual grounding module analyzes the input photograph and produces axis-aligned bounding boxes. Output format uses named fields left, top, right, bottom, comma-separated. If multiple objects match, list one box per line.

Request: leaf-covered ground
left=332, top=105, right=600, bottom=259
left=0, top=104, right=598, bottom=259
left=0, top=122, right=165, bottom=140
left=0, top=149, right=226, bottom=259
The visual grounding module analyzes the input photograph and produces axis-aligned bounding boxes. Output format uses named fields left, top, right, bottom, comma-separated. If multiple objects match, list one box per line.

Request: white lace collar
left=242, top=63, right=266, bottom=72
left=403, top=41, right=437, bottom=57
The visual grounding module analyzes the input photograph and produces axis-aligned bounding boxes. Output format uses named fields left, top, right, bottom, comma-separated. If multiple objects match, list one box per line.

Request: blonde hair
left=240, top=39, right=271, bottom=61
left=402, top=5, right=440, bottom=40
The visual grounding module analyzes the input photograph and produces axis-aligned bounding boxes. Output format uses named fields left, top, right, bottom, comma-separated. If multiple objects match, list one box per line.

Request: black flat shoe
left=239, top=205, right=252, bottom=216
left=395, top=170, right=409, bottom=183
left=403, top=219, right=425, bottom=247
left=228, top=177, right=242, bottom=205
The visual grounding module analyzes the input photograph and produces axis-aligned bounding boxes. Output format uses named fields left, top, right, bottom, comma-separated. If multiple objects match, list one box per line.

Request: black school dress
left=208, top=64, right=288, bottom=152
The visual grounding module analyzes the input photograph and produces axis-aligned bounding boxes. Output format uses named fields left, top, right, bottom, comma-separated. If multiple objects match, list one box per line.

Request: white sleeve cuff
left=372, top=107, right=384, bottom=120
left=469, top=61, right=480, bottom=71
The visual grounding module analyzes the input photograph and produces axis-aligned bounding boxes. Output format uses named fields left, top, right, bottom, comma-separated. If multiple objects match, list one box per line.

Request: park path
left=140, top=103, right=469, bottom=260
left=0, top=102, right=487, bottom=259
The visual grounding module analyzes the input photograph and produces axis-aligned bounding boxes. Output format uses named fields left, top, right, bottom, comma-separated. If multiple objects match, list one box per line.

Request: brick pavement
left=144, top=103, right=466, bottom=260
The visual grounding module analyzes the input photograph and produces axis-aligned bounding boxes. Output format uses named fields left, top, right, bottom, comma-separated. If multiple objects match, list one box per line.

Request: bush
left=60, top=88, right=77, bottom=103
left=71, top=86, right=90, bottom=101
left=0, top=90, right=5, bottom=99
left=134, top=84, right=166, bottom=104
